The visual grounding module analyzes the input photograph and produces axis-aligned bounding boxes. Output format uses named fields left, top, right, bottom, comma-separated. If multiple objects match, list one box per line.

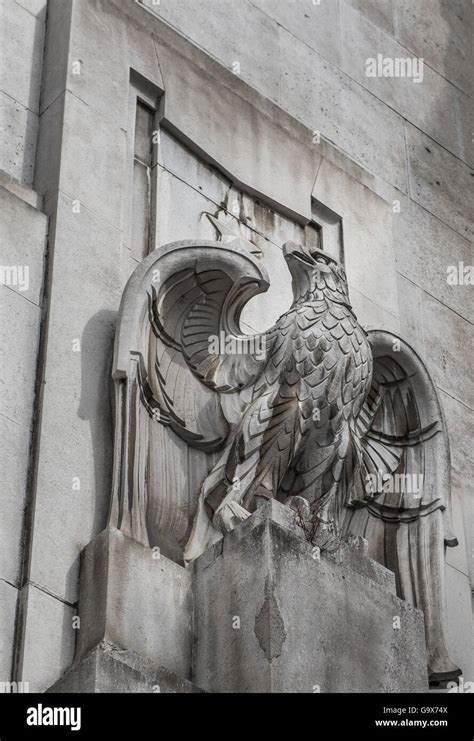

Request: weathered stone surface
left=153, top=30, right=318, bottom=220
left=345, top=0, right=395, bottom=34
left=34, top=95, right=65, bottom=204
left=406, top=124, right=474, bottom=241
left=0, top=171, right=42, bottom=210
left=458, top=91, right=474, bottom=167
left=143, top=0, right=408, bottom=191
left=17, top=584, right=75, bottom=693
left=440, top=390, right=474, bottom=583
left=57, top=92, right=127, bottom=227
left=141, top=0, right=282, bottom=102
left=0, top=92, right=37, bottom=186
left=393, top=196, right=473, bottom=323
left=63, top=0, right=164, bottom=127
left=13, top=0, right=47, bottom=17
left=396, top=274, right=424, bottom=351
left=349, top=285, right=400, bottom=336
left=393, top=0, right=473, bottom=97
left=48, top=643, right=202, bottom=694
left=417, top=292, right=474, bottom=408
left=158, top=129, right=231, bottom=212
left=0, top=415, right=31, bottom=586
left=0, top=0, right=44, bottom=113
left=313, top=158, right=399, bottom=318
left=0, top=285, right=41, bottom=429
left=0, top=203, right=40, bottom=589
left=75, top=528, right=193, bottom=682
left=27, top=194, right=122, bottom=603
left=155, top=165, right=224, bottom=247
left=340, top=2, right=464, bottom=159
left=278, top=26, right=408, bottom=193
left=251, top=0, right=342, bottom=66
left=445, top=566, right=474, bottom=682
left=0, top=186, right=47, bottom=306
left=36, top=0, right=71, bottom=117
left=0, top=580, right=17, bottom=681
left=194, top=500, right=428, bottom=693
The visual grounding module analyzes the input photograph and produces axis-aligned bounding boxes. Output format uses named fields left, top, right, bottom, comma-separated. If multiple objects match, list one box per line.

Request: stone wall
left=0, top=0, right=48, bottom=682
left=0, top=0, right=472, bottom=691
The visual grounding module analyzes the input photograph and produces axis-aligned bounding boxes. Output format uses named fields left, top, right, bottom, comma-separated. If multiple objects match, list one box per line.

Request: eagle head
left=283, top=242, right=350, bottom=305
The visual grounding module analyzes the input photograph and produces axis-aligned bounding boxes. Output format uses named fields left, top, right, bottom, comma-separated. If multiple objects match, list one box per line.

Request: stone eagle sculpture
left=110, top=224, right=460, bottom=684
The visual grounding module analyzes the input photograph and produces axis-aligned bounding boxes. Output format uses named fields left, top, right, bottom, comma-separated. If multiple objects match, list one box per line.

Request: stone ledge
left=47, top=642, right=203, bottom=694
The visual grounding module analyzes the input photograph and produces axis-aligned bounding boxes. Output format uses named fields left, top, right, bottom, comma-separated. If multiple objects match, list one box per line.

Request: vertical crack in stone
left=254, top=576, right=287, bottom=662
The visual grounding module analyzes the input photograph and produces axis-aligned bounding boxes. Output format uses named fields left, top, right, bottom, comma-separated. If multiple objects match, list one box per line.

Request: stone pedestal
left=193, top=500, right=429, bottom=693
left=49, top=505, right=429, bottom=693
left=49, top=527, right=199, bottom=693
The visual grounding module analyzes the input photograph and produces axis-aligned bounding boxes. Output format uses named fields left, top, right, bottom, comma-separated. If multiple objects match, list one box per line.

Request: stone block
left=0, top=92, right=37, bottom=186
left=0, top=285, right=40, bottom=429
left=193, top=500, right=428, bottom=692
left=440, top=390, right=474, bottom=582
left=57, top=92, right=127, bottom=228
left=17, top=584, right=75, bottom=692
left=48, top=644, right=202, bottom=693
left=0, top=0, right=45, bottom=113
left=340, top=2, right=463, bottom=159
left=0, top=580, right=18, bottom=681
left=26, top=194, right=122, bottom=603
left=345, top=0, right=395, bottom=34
left=75, top=528, right=193, bottom=682
left=0, top=415, right=31, bottom=586
left=153, top=28, right=318, bottom=220
left=406, top=124, right=474, bottom=241
left=313, top=158, right=399, bottom=318
left=349, top=285, right=400, bottom=337
left=445, top=566, right=474, bottom=683
left=393, top=0, right=472, bottom=97
left=64, top=0, right=164, bottom=128
left=240, top=190, right=305, bottom=248
left=34, top=94, right=65, bottom=202
left=252, top=0, right=342, bottom=66
left=0, top=171, right=42, bottom=210
left=458, top=91, right=474, bottom=167
left=37, top=0, right=71, bottom=116
left=278, top=27, right=408, bottom=192
left=158, top=129, right=231, bottom=208
left=141, top=0, right=281, bottom=103
left=396, top=274, right=424, bottom=351
left=0, top=185, right=47, bottom=306
left=13, top=0, right=47, bottom=18
left=393, top=196, right=473, bottom=323
left=155, top=165, right=224, bottom=248
left=418, top=292, right=473, bottom=408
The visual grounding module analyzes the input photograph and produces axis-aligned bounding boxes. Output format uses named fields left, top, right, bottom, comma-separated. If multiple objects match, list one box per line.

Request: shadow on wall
left=77, top=309, right=117, bottom=540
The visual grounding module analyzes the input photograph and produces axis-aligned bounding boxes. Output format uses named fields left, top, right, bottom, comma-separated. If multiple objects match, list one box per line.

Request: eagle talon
left=286, top=495, right=311, bottom=521
left=213, top=501, right=251, bottom=534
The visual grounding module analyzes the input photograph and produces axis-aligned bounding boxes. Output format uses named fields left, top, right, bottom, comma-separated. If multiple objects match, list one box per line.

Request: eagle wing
left=345, top=330, right=455, bottom=538
left=120, top=239, right=272, bottom=452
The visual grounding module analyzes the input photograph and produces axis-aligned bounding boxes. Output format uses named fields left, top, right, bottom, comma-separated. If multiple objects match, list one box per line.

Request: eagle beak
left=283, top=241, right=314, bottom=265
